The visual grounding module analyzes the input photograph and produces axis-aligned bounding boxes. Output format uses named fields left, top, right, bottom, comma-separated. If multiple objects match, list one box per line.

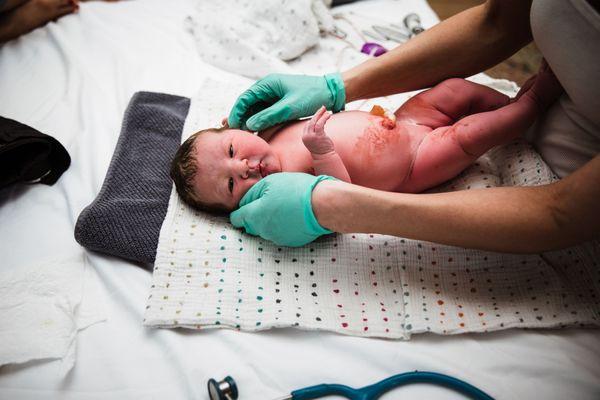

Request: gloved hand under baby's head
left=169, top=125, right=282, bottom=214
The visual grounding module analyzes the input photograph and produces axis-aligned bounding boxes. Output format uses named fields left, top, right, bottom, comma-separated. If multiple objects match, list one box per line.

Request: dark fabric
left=0, top=116, right=71, bottom=188
left=75, top=92, right=189, bottom=267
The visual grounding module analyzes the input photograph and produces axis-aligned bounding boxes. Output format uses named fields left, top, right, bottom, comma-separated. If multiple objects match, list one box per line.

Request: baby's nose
left=236, top=159, right=256, bottom=179
left=247, top=159, right=259, bottom=170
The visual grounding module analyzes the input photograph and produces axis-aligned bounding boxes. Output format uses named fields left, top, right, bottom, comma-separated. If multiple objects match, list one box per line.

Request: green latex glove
left=230, top=173, right=336, bottom=247
left=228, top=73, right=346, bottom=131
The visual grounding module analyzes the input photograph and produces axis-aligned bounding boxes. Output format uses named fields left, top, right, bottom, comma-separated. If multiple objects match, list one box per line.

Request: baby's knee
left=438, top=78, right=469, bottom=91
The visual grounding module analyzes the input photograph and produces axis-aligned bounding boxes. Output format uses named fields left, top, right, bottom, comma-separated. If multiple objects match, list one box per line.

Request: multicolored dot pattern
left=143, top=84, right=600, bottom=339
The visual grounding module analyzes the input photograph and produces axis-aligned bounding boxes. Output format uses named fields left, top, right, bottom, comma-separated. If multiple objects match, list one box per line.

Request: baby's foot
left=0, top=0, right=77, bottom=44
left=523, top=59, right=564, bottom=110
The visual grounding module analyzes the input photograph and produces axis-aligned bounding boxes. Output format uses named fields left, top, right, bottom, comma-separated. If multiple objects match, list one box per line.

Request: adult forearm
left=313, top=182, right=556, bottom=253
left=312, top=156, right=600, bottom=253
left=342, top=0, right=532, bottom=102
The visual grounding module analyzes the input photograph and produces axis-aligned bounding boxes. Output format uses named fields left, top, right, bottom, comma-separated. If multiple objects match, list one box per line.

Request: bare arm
left=312, top=155, right=600, bottom=253
left=343, top=0, right=533, bottom=102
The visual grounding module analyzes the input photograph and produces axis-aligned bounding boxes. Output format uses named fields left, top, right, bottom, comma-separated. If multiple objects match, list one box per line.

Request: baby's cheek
left=237, top=179, right=261, bottom=204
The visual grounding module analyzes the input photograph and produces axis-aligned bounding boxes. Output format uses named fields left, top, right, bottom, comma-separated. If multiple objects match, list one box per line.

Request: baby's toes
left=532, top=67, right=563, bottom=102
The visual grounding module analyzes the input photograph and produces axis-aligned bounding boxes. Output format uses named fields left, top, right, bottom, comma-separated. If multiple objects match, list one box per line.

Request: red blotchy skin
left=269, top=110, right=426, bottom=192
left=267, top=75, right=534, bottom=195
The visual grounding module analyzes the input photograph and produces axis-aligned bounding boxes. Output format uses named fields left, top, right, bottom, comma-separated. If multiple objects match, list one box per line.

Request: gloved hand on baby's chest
left=229, top=173, right=336, bottom=247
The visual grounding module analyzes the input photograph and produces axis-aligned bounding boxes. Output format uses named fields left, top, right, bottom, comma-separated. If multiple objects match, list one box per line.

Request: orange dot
left=437, top=300, right=444, bottom=305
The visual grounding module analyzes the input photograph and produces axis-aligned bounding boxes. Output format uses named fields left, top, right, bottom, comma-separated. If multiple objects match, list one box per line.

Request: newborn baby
left=171, top=64, right=561, bottom=212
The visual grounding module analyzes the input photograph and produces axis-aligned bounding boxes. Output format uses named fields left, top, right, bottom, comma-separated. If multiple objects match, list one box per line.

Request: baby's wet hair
left=169, top=126, right=228, bottom=214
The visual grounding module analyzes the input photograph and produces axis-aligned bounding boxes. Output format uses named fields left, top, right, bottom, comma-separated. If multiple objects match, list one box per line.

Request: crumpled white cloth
left=0, top=254, right=106, bottom=373
left=186, top=0, right=335, bottom=78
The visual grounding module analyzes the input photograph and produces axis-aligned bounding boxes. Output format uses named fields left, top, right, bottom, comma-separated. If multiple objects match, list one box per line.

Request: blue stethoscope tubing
left=290, top=371, right=495, bottom=400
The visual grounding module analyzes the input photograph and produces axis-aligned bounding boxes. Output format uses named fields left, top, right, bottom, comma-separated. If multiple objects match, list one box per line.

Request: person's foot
left=518, top=59, right=564, bottom=111
left=0, top=0, right=77, bottom=44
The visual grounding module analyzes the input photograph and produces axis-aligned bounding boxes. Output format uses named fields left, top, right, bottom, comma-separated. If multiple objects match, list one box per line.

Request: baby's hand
left=302, top=106, right=334, bottom=156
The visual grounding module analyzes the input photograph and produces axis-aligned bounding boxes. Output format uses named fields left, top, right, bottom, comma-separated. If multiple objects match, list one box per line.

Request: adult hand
left=230, top=173, right=336, bottom=247
left=227, top=73, right=346, bottom=132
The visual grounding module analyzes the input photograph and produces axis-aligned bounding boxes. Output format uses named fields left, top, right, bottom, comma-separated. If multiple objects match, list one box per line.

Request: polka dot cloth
left=143, top=80, right=600, bottom=338
left=186, top=0, right=334, bottom=79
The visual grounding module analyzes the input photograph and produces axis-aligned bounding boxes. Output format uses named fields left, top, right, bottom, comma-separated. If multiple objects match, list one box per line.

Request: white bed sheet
left=0, top=0, right=598, bottom=399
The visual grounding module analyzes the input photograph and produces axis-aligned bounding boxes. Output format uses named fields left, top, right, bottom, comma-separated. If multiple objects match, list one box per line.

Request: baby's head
left=170, top=127, right=281, bottom=213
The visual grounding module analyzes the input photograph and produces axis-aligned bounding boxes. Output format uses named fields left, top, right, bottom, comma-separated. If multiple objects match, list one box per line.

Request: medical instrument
left=361, top=42, right=387, bottom=57
left=208, top=376, right=238, bottom=400
left=329, top=26, right=348, bottom=40
left=207, top=371, right=495, bottom=400
left=331, top=12, right=427, bottom=62
left=331, top=15, right=390, bottom=58
left=371, top=25, right=409, bottom=43
left=403, top=13, right=425, bottom=36
left=361, top=29, right=385, bottom=42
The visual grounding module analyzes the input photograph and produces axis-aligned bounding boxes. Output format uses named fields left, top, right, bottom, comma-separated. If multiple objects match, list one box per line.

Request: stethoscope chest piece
left=208, top=376, right=239, bottom=400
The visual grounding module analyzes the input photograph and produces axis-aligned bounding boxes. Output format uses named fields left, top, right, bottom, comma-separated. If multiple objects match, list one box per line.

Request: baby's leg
left=444, top=64, right=563, bottom=157
left=403, top=67, right=563, bottom=193
left=395, top=78, right=510, bottom=128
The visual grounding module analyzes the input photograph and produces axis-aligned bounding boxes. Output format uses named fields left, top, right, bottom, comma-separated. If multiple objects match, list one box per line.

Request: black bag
left=0, top=116, right=70, bottom=189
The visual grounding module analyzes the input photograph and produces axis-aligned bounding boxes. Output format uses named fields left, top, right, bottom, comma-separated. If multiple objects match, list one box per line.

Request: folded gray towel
left=75, top=92, right=189, bottom=268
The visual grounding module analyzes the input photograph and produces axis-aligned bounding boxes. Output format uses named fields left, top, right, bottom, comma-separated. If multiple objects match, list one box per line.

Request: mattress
left=0, top=0, right=598, bottom=399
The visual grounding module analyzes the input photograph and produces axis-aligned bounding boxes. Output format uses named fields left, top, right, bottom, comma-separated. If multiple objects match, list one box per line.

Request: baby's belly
left=327, top=111, right=428, bottom=191
left=273, top=111, right=430, bottom=191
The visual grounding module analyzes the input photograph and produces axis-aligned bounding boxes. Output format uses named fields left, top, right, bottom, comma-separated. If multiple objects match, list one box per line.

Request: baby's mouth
left=259, top=162, right=266, bottom=178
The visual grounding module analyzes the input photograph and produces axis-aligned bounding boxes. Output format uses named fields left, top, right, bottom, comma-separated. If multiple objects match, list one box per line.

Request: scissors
left=207, top=371, right=495, bottom=400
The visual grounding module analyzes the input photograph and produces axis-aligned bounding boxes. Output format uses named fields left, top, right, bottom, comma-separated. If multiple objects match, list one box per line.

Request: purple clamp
left=361, top=42, right=387, bottom=57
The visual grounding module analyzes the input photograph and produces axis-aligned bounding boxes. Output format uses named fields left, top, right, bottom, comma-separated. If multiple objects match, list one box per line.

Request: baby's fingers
left=314, top=110, right=331, bottom=135
left=306, top=106, right=326, bottom=132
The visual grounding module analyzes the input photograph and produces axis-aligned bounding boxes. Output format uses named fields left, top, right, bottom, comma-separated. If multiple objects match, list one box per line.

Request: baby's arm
left=303, top=106, right=351, bottom=182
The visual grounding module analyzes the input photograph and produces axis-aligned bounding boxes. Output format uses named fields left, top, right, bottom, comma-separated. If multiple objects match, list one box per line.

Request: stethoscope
left=207, top=371, right=495, bottom=400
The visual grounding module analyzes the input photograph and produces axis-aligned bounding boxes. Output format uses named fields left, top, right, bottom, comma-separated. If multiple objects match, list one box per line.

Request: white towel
left=0, top=254, right=106, bottom=373
left=186, top=0, right=335, bottom=79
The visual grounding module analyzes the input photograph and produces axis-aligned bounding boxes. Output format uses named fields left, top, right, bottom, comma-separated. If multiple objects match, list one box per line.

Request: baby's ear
left=221, top=117, right=229, bottom=128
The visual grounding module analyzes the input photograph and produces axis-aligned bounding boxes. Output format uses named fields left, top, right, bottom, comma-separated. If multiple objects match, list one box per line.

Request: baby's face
left=192, top=129, right=281, bottom=211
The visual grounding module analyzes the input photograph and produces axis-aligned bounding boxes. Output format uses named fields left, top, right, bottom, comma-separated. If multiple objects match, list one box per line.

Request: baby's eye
left=228, top=177, right=234, bottom=193
left=229, top=144, right=234, bottom=158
